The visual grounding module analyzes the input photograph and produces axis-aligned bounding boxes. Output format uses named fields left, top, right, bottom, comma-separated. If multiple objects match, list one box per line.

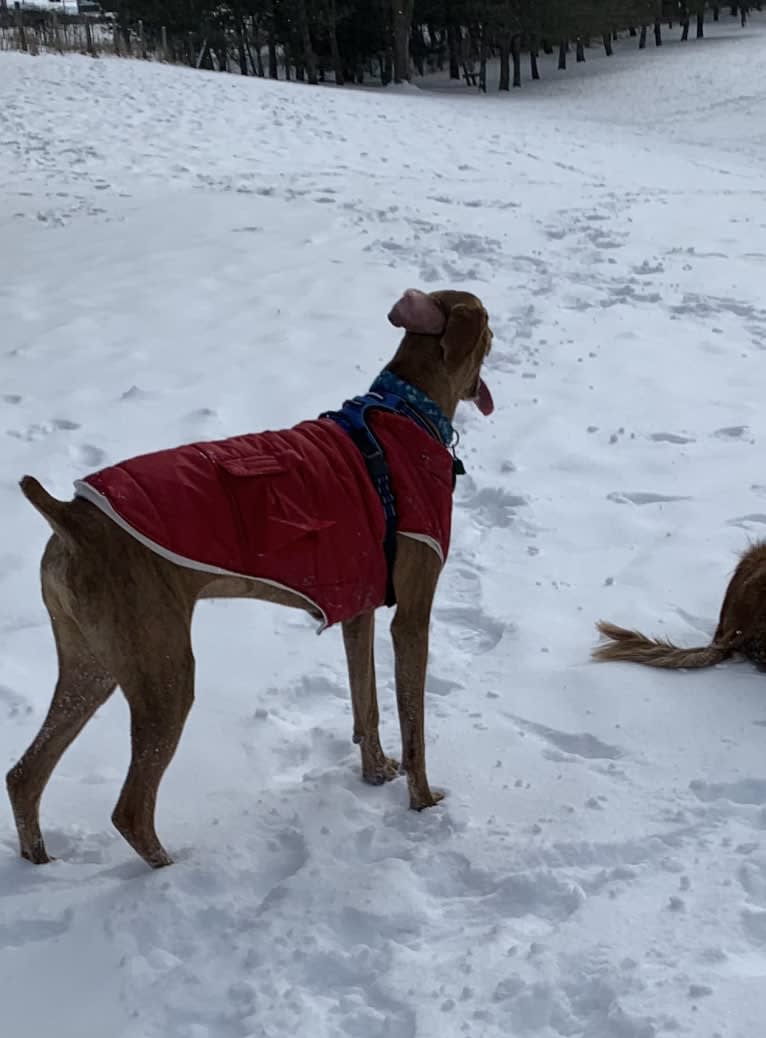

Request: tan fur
left=7, top=289, right=493, bottom=869
left=593, top=541, right=766, bottom=671
left=592, top=621, right=732, bottom=669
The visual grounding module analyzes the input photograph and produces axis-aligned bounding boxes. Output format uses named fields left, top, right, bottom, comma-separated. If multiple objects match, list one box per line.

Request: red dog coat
left=75, top=413, right=453, bottom=629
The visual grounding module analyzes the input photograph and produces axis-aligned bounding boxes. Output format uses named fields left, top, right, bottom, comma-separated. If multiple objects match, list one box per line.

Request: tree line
left=4, top=2, right=762, bottom=87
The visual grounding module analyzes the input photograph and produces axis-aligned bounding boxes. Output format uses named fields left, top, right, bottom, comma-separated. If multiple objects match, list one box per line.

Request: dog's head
left=387, top=288, right=494, bottom=417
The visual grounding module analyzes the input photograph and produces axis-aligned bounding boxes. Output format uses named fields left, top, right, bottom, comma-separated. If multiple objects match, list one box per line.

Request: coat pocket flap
left=217, top=456, right=286, bottom=479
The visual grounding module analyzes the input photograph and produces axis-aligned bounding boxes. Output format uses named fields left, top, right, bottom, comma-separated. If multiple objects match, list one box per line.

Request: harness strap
left=322, top=386, right=465, bottom=610
left=321, top=391, right=436, bottom=608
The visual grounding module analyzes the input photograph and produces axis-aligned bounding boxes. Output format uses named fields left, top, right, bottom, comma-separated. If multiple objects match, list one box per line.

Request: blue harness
left=321, top=372, right=464, bottom=609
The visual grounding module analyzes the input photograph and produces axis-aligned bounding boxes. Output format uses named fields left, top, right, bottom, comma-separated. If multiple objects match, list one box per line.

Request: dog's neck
left=384, top=339, right=460, bottom=428
left=370, top=370, right=454, bottom=447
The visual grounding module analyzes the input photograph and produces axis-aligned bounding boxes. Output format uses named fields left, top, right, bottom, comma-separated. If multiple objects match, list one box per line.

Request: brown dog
left=593, top=541, right=766, bottom=670
left=7, top=288, right=494, bottom=868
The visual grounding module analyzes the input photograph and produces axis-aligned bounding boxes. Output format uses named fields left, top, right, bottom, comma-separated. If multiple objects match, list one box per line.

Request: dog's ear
left=388, top=289, right=446, bottom=335
left=441, top=302, right=486, bottom=372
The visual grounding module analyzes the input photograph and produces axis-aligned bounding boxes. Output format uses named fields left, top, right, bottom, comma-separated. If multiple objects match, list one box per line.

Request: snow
left=2, top=17, right=766, bottom=1037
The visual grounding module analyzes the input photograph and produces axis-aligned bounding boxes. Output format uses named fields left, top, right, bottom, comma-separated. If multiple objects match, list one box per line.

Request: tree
left=104, top=0, right=756, bottom=90
left=392, top=0, right=415, bottom=81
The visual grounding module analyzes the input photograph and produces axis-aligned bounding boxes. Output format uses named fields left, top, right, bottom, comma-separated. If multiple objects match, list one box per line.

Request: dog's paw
left=362, top=756, right=401, bottom=785
left=410, top=788, right=445, bottom=811
left=21, top=845, right=54, bottom=865
left=146, top=848, right=174, bottom=869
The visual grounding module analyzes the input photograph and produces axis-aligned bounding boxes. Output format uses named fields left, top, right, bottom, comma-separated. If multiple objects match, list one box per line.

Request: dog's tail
left=19, top=476, right=77, bottom=547
left=592, top=620, right=735, bottom=669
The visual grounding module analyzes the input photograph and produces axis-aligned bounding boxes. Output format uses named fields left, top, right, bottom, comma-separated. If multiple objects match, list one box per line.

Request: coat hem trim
left=74, top=480, right=331, bottom=633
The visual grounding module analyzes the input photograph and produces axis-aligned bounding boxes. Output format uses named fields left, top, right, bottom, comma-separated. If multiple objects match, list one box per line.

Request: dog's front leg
left=390, top=537, right=443, bottom=810
left=342, top=611, right=399, bottom=784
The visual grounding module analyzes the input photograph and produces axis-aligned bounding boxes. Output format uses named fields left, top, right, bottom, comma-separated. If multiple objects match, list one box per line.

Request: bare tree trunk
left=244, top=19, right=259, bottom=74
left=328, top=0, right=344, bottom=85
left=237, top=21, right=248, bottom=73
left=602, top=31, right=613, bottom=55
left=296, top=0, right=318, bottom=84
left=52, top=12, right=62, bottom=52
left=14, top=3, right=27, bottom=52
left=511, top=33, right=521, bottom=87
left=680, top=5, right=690, bottom=40
left=639, top=25, right=647, bottom=47
left=529, top=37, right=540, bottom=79
left=478, top=24, right=487, bottom=93
left=697, top=11, right=704, bottom=36
left=429, top=24, right=444, bottom=70
left=542, top=39, right=553, bottom=54
left=558, top=39, right=567, bottom=70
left=249, top=17, right=264, bottom=76
left=268, top=30, right=277, bottom=78
left=576, top=37, right=585, bottom=61
left=461, top=25, right=478, bottom=84
left=654, top=20, right=662, bottom=45
left=391, top=0, right=414, bottom=83
left=447, top=24, right=460, bottom=78
left=412, top=25, right=427, bottom=75
left=498, top=35, right=510, bottom=91
left=713, top=5, right=720, bottom=19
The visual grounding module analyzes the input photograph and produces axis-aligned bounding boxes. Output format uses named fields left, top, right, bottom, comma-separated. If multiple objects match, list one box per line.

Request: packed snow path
left=2, top=19, right=766, bottom=1038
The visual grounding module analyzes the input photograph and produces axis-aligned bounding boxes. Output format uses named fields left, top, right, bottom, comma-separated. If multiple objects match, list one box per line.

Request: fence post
left=85, top=18, right=95, bottom=57
left=14, top=2, right=27, bottom=53
left=52, top=12, right=62, bottom=52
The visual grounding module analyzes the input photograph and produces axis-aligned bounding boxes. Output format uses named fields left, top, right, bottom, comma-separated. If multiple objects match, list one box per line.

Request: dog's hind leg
left=342, top=611, right=400, bottom=785
left=110, top=622, right=195, bottom=869
left=6, top=596, right=116, bottom=864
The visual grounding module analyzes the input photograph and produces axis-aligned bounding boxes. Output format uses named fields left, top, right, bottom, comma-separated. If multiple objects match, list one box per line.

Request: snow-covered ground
left=2, top=18, right=766, bottom=1037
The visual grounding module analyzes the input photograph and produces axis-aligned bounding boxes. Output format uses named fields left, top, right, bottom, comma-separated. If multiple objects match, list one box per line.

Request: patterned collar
left=369, top=370, right=454, bottom=447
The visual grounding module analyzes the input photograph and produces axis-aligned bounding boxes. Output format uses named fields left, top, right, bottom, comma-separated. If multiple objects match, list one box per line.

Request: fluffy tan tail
left=19, top=476, right=76, bottom=546
left=592, top=620, right=733, bottom=669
